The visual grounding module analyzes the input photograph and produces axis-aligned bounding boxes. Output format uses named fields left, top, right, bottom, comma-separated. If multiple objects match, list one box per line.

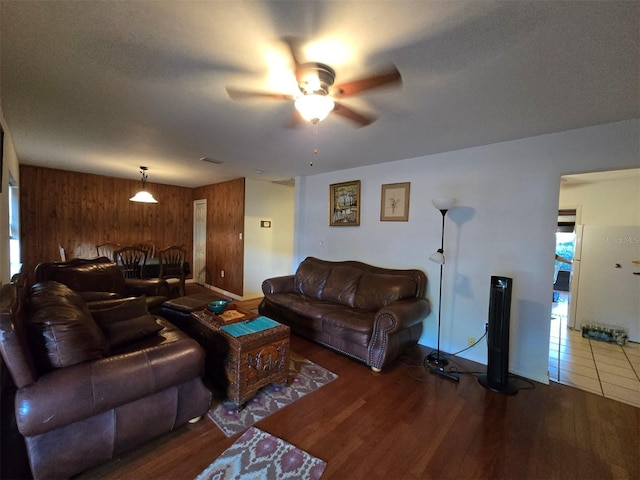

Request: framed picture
left=380, top=182, right=410, bottom=221
left=330, top=180, right=361, bottom=226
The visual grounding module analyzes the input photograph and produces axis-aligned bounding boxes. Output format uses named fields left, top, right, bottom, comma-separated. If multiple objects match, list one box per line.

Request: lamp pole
left=428, top=208, right=448, bottom=365
left=426, top=198, right=459, bottom=382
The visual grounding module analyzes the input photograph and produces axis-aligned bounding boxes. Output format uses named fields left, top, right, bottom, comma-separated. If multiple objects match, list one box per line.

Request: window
left=8, top=175, right=20, bottom=277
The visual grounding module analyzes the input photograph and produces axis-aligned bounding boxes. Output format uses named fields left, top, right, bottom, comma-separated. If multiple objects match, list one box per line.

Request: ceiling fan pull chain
left=310, top=123, right=320, bottom=166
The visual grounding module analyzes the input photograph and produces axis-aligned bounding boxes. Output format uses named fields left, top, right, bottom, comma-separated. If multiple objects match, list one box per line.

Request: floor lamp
left=426, top=197, right=459, bottom=382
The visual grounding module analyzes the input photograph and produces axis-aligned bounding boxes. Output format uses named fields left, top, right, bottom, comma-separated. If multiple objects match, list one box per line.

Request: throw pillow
left=100, top=314, right=163, bottom=348
left=90, top=296, right=162, bottom=347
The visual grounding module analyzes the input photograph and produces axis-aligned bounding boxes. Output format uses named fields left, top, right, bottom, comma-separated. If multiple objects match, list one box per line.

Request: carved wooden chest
left=191, top=310, right=290, bottom=409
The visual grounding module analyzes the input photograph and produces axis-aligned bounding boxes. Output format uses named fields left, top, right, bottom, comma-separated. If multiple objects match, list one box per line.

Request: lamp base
left=426, top=350, right=449, bottom=366
left=477, top=374, right=518, bottom=395
left=426, top=362, right=460, bottom=382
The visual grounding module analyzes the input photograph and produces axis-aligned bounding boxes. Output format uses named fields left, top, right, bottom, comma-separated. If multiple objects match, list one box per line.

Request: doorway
left=548, top=169, right=640, bottom=408
left=193, top=199, right=207, bottom=285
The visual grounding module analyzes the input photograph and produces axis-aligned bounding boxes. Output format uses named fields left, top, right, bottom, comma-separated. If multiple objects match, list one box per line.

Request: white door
left=574, top=225, right=640, bottom=341
left=193, top=199, right=207, bottom=285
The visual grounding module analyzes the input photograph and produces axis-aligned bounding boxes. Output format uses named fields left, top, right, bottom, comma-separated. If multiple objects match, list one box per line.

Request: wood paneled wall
left=193, top=178, right=244, bottom=295
left=20, top=166, right=194, bottom=284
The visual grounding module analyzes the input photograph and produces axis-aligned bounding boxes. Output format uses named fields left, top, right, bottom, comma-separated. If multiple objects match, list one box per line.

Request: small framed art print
left=380, top=182, right=410, bottom=221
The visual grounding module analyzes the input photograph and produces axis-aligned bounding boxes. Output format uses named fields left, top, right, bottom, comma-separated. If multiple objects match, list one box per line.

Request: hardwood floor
left=5, top=284, right=638, bottom=479
left=76, top=333, right=639, bottom=479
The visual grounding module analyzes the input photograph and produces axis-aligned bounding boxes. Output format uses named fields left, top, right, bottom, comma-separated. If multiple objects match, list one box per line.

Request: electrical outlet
left=221, top=270, right=225, bottom=278
left=468, top=337, right=476, bottom=346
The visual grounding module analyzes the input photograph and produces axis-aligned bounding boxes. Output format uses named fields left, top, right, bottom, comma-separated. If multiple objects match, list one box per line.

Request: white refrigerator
left=570, top=225, right=640, bottom=342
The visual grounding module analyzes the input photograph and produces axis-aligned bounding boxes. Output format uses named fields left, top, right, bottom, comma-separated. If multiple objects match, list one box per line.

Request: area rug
left=195, top=426, right=327, bottom=480
left=207, top=352, right=337, bottom=437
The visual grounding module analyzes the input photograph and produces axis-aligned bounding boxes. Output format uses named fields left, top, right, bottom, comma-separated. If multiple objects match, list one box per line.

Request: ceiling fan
left=226, top=39, right=402, bottom=127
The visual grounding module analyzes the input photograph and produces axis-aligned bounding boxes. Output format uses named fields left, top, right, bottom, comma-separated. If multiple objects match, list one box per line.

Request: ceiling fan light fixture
left=295, top=94, right=335, bottom=123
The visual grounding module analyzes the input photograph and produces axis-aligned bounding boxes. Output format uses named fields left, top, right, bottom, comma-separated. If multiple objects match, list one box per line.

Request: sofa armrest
left=374, top=298, right=430, bottom=335
left=262, top=275, right=295, bottom=295
left=125, top=278, right=170, bottom=297
left=15, top=337, right=204, bottom=436
left=368, top=298, right=430, bottom=370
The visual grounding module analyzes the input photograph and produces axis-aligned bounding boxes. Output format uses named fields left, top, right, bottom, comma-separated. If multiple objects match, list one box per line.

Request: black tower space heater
left=478, top=276, right=518, bottom=395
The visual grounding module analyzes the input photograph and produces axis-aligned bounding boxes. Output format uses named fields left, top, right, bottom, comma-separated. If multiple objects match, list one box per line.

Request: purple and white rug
left=208, top=353, right=338, bottom=437
left=195, top=426, right=327, bottom=480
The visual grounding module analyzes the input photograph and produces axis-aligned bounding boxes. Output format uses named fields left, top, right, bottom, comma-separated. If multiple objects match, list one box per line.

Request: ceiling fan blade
left=332, top=102, right=376, bottom=127
left=281, top=36, right=305, bottom=80
left=333, top=66, right=402, bottom=97
left=226, top=87, right=294, bottom=101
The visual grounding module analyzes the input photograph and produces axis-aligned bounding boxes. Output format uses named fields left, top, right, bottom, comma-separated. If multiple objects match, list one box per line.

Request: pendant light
left=129, top=166, right=158, bottom=203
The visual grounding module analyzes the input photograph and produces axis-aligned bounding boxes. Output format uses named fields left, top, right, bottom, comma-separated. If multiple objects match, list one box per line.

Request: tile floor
left=549, top=292, right=640, bottom=408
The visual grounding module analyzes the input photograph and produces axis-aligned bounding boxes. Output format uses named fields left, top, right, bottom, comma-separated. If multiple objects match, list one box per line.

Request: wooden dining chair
left=96, top=242, right=121, bottom=262
left=135, top=242, right=156, bottom=259
left=114, top=246, right=148, bottom=279
left=158, top=245, right=187, bottom=298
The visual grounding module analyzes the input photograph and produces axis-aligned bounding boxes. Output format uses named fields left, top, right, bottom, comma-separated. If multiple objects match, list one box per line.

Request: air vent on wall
left=200, top=157, right=224, bottom=165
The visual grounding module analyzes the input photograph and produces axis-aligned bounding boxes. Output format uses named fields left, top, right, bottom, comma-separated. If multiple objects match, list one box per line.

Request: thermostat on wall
left=260, top=220, right=271, bottom=228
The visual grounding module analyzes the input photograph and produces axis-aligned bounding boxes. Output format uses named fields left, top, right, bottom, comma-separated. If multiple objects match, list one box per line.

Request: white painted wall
left=559, top=170, right=640, bottom=226
left=294, top=119, right=639, bottom=383
left=244, top=178, right=295, bottom=298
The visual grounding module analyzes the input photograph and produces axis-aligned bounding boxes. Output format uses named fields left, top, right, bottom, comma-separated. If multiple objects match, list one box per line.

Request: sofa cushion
left=28, top=282, right=108, bottom=370
left=41, top=261, right=127, bottom=295
left=354, top=273, right=418, bottom=311
left=30, top=281, right=89, bottom=311
left=90, top=297, right=162, bottom=348
left=294, top=259, right=331, bottom=299
left=320, top=265, right=363, bottom=307
left=322, top=308, right=374, bottom=347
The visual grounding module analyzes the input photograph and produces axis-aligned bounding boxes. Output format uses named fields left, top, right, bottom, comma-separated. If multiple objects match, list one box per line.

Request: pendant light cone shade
left=295, top=94, right=335, bottom=123
left=129, top=166, right=158, bottom=203
left=429, top=249, right=445, bottom=264
left=129, top=190, right=158, bottom=203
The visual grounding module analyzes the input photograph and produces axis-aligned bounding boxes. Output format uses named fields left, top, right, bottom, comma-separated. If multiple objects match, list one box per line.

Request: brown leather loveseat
left=34, top=257, right=170, bottom=313
left=259, top=257, right=430, bottom=371
left=0, top=274, right=212, bottom=479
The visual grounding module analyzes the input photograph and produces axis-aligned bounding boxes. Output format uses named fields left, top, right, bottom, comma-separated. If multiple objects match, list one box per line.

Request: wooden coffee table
left=191, top=308, right=290, bottom=410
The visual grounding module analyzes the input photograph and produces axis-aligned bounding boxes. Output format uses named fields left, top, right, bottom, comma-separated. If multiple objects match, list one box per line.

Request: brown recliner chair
left=0, top=273, right=212, bottom=479
left=34, top=257, right=170, bottom=313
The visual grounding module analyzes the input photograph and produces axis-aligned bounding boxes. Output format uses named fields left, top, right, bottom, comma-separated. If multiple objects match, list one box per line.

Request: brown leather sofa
left=259, top=257, right=430, bottom=371
left=0, top=274, right=212, bottom=479
left=34, top=257, right=170, bottom=313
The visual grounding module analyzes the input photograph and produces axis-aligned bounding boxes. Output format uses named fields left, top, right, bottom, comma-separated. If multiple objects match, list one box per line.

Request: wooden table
left=191, top=307, right=290, bottom=409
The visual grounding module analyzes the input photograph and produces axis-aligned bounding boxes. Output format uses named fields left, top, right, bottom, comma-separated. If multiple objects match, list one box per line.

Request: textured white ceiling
left=1, top=1, right=638, bottom=187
